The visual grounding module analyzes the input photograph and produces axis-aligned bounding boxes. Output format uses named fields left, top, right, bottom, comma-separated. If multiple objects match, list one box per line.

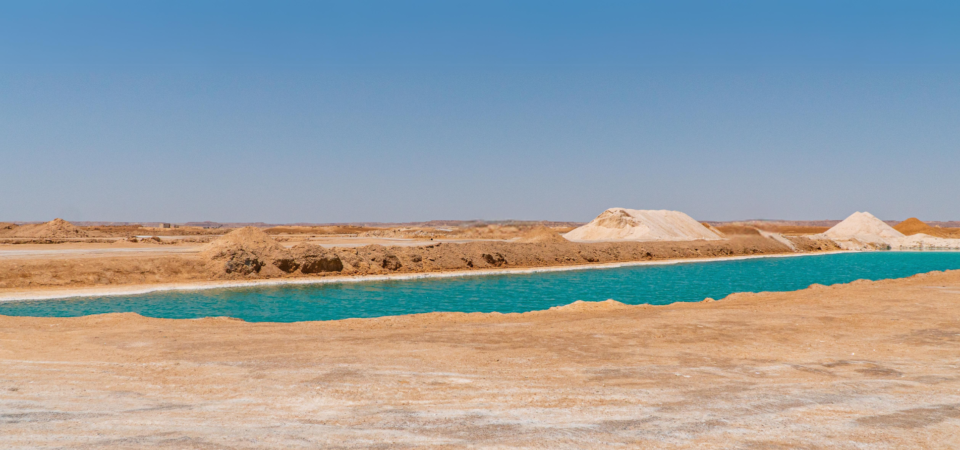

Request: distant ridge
left=37, top=219, right=587, bottom=229
left=6, top=218, right=959, bottom=229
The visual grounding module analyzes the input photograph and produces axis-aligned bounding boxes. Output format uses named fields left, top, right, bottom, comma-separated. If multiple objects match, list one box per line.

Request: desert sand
left=2, top=270, right=960, bottom=448
left=2, top=214, right=960, bottom=448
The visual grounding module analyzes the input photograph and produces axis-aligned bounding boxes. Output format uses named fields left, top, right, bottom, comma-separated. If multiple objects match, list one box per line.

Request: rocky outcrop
left=201, top=227, right=288, bottom=275
left=287, top=244, right=344, bottom=274
left=202, top=229, right=345, bottom=277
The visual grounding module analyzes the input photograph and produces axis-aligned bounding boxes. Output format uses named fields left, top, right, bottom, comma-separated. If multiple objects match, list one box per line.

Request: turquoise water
left=2, top=252, right=959, bottom=322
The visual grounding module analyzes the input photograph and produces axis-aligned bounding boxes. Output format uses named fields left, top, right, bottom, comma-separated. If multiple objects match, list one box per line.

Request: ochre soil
left=714, top=225, right=762, bottom=236
left=751, top=224, right=831, bottom=235
left=2, top=270, right=959, bottom=448
left=0, top=236, right=833, bottom=292
left=894, top=217, right=960, bottom=238
left=704, top=221, right=832, bottom=236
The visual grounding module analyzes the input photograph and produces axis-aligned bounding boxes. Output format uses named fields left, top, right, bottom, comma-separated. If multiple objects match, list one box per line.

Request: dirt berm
left=203, top=228, right=344, bottom=276
left=202, top=228, right=840, bottom=279
left=1, top=218, right=99, bottom=239
left=0, top=229, right=840, bottom=291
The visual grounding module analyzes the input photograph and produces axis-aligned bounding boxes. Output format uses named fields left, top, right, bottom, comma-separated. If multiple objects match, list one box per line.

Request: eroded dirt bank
left=0, top=234, right=836, bottom=292
left=2, top=270, right=959, bottom=448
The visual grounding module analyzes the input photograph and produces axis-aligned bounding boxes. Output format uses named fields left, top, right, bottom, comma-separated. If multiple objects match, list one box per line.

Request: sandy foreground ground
left=2, top=270, right=960, bottom=448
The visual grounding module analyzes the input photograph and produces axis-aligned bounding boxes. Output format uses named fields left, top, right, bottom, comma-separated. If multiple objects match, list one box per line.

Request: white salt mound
left=825, top=212, right=904, bottom=240
left=563, top=208, right=722, bottom=242
left=821, top=212, right=903, bottom=250
left=820, top=211, right=960, bottom=250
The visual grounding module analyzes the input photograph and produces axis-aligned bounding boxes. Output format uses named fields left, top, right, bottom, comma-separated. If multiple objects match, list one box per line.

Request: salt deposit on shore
left=894, top=233, right=960, bottom=250
left=564, top=208, right=722, bottom=242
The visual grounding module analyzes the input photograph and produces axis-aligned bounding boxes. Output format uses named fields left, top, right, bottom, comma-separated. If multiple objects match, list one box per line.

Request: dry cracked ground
left=2, top=271, right=960, bottom=448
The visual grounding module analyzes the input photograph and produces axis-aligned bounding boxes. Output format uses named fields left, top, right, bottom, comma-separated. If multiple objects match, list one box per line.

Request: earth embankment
left=0, top=230, right=837, bottom=292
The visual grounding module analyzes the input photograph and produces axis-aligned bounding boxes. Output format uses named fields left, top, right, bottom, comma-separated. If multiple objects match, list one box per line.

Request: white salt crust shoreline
left=0, top=251, right=858, bottom=303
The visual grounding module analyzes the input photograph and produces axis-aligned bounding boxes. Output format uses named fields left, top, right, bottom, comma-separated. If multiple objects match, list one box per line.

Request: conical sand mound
left=201, top=227, right=289, bottom=275
left=7, top=218, right=92, bottom=238
left=202, top=227, right=346, bottom=276
left=564, top=208, right=722, bottom=242
left=894, top=218, right=929, bottom=235
left=202, top=227, right=286, bottom=260
left=894, top=218, right=960, bottom=238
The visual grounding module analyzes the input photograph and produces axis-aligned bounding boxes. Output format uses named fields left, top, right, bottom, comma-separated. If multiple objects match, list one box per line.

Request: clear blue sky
left=2, top=1, right=958, bottom=223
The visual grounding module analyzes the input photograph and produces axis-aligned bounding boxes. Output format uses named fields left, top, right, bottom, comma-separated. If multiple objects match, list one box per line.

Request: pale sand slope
left=822, top=212, right=960, bottom=250
left=2, top=270, right=960, bottom=448
left=564, top=208, right=722, bottom=242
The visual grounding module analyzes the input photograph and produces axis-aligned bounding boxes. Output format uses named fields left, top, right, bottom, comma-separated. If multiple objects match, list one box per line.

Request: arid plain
left=2, top=211, right=960, bottom=448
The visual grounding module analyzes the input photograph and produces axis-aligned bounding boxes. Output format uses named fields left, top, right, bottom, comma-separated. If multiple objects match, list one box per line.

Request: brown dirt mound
left=203, top=227, right=285, bottom=256
left=7, top=219, right=96, bottom=239
left=201, top=227, right=289, bottom=275
left=514, top=225, right=568, bottom=243
left=895, top=218, right=931, bottom=235
left=202, top=228, right=345, bottom=277
left=0, top=223, right=18, bottom=236
left=894, top=218, right=960, bottom=238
